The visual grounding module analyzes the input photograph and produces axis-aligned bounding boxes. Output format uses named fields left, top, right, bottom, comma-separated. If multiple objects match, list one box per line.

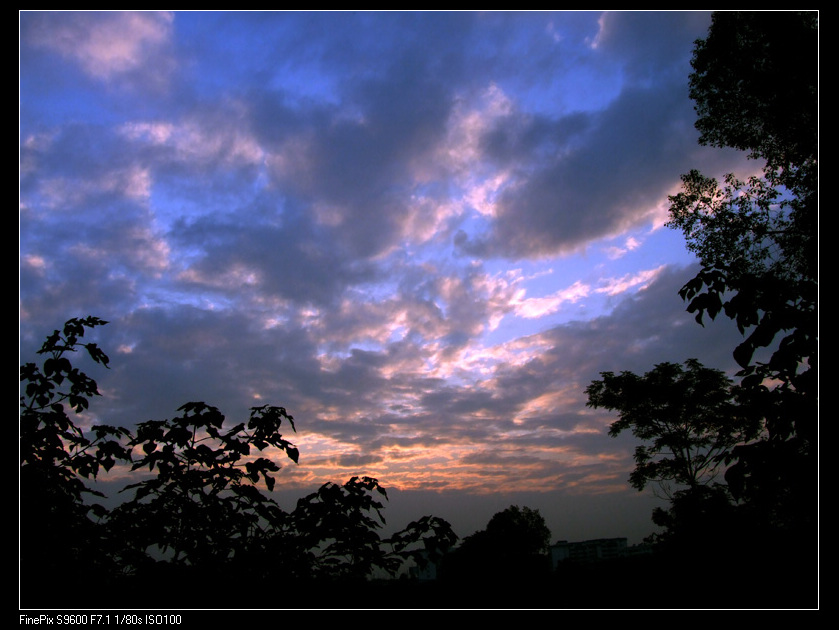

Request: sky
left=20, top=11, right=759, bottom=546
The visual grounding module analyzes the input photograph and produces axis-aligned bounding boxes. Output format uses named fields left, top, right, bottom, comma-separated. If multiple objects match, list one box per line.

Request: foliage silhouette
left=688, top=11, right=817, bottom=172
left=586, top=360, right=767, bottom=553
left=576, top=14, right=817, bottom=606
left=106, top=401, right=299, bottom=573
left=666, top=11, right=817, bottom=538
left=587, top=359, right=761, bottom=497
left=19, top=318, right=457, bottom=608
left=20, top=317, right=133, bottom=589
left=269, top=476, right=457, bottom=584
left=21, top=305, right=815, bottom=609
left=484, top=504, right=552, bottom=556
left=443, top=504, right=552, bottom=601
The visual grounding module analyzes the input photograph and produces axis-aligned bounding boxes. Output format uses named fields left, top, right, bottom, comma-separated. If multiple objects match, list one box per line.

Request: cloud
left=22, top=11, right=175, bottom=90
left=21, top=253, right=729, bottom=496
left=513, top=280, right=591, bottom=319
left=246, top=63, right=459, bottom=260
left=605, top=235, right=642, bottom=259
left=460, top=80, right=697, bottom=259
left=120, top=113, right=265, bottom=171
left=449, top=11, right=742, bottom=261
left=595, top=265, right=667, bottom=297
left=592, top=11, right=712, bottom=81
left=21, top=12, right=759, bottom=542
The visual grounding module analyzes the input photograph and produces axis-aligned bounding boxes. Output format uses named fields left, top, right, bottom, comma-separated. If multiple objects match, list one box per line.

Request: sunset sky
left=20, top=11, right=759, bottom=545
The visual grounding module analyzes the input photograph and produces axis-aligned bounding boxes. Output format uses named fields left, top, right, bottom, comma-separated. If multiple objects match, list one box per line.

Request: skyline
left=20, top=11, right=760, bottom=544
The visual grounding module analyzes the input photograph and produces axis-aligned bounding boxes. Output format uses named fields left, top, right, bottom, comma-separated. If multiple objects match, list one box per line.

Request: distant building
left=408, top=551, right=440, bottom=581
left=550, top=537, right=651, bottom=567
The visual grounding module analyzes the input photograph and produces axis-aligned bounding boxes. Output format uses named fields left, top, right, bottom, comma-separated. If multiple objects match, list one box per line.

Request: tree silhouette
left=19, top=317, right=457, bottom=608
left=688, top=11, right=817, bottom=173
left=587, top=359, right=760, bottom=498
left=272, top=476, right=457, bottom=584
left=443, top=504, right=552, bottom=600
left=666, top=11, right=817, bottom=538
left=19, top=317, right=133, bottom=592
left=483, top=504, right=552, bottom=556
left=586, top=360, right=763, bottom=552
left=576, top=14, right=817, bottom=607
left=105, top=401, right=299, bottom=574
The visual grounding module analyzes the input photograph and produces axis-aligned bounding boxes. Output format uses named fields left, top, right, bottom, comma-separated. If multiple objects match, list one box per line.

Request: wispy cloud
left=24, top=11, right=175, bottom=86
left=20, top=11, right=750, bottom=542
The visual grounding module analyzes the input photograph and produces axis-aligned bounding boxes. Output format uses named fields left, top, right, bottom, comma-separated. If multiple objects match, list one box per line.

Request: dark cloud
left=171, top=208, right=380, bottom=307
left=244, top=60, right=457, bottom=259
left=461, top=85, right=697, bottom=259
left=21, top=12, right=760, bottom=543
left=450, top=11, right=756, bottom=261
left=593, top=11, right=713, bottom=82
left=333, top=453, right=385, bottom=468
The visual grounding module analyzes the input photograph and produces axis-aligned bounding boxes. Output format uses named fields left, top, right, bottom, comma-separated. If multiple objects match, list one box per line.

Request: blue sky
left=20, top=11, right=758, bottom=544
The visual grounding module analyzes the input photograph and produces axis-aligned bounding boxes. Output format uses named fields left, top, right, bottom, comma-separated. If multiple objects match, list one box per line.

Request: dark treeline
left=18, top=314, right=815, bottom=610
left=20, top=318, right=458, bottom=609
left=20, top=11, right=817, bottom=610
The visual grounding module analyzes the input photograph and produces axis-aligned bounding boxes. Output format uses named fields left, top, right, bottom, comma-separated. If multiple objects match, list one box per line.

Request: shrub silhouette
left=19, top=317, right=456, bottom=608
